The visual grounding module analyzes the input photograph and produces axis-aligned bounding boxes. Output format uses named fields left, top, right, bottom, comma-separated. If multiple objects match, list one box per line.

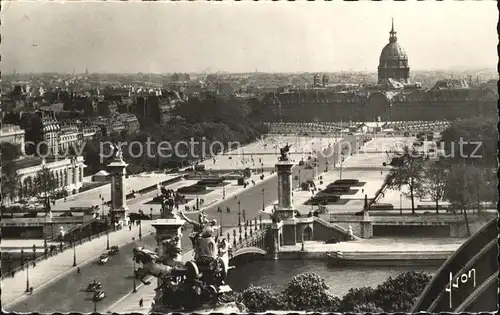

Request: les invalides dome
left=378, top=19, right=410, bottom=84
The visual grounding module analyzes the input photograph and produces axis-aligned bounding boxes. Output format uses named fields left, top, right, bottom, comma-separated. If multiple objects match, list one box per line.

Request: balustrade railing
left=1, top=226, right=117, bottom=280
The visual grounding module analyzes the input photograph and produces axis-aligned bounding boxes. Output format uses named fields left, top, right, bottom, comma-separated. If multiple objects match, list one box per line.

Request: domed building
left=378, top=19, right=410, bottom=84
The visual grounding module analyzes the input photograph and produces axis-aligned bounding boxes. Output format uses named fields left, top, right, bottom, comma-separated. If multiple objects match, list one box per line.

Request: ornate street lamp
left=106, top=219, right=110, bottom=250
left=25, top=257, right=30, bottom=292
left=138, top=220, right=142, bottom=240
left=79, top=227, right=83, bottom=245
left=132, top=253, right=137, bottom=293
left=219, top=208, right=223, bottom=237
left=72, top=234, right=77, bottom=267
left=237, top=201, right=241, bottom=227
left=32, top=244, right=36, bottom=261
left=261, top=188, right=265, bottom=211
left=298, top=169, right=301, bottom=188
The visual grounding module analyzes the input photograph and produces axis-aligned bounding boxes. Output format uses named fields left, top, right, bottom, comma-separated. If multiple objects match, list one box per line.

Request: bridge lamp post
left=220, top=209, right=223, bottom=237
left=132, top=254, right=137, bottom=293
left=138, top=220, right=142, bottom=241
left=261, top=188, right=265, bottom=211
left=298, top=170, right=301, bottom=189
left=25, top=256, right=30, bottom=293
left=99, top=194, right=104, bottom=218
left=339, top=154, right=343, bottom=180
left=237, top=201, right=241, bottom=226
left=222, top=177, right=226, bottom=199
left=106, top=219, right=110, bottom=250
left=92, top=296, right=98, bottom=313
left=32, top=244, right=36, bottom=261
left=72, top=235, right=77, bottom=267
left=400, top=193, right=403, bottom=215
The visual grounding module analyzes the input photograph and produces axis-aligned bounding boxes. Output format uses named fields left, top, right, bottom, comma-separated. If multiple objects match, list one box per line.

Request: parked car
left=98, top=253, right=109, bottom=264
left=86, top=281, right=102, bottom=292
left=108, top=246, right=119, bottom=256
left=93, top=290, right=105, bottom=301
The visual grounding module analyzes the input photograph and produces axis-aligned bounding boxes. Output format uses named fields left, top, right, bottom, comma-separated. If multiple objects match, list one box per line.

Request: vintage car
left=108, top=246, right=119, bottom=256
left=93, top=290, right=105, bottom=301
left=86, top=281, right=102, bottom=292
left=98, top=253, right=109, bottom=264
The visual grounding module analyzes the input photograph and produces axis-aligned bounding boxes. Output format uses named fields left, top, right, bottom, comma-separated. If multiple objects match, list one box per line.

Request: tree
left=1, top=162, right=20, bottom=205
left=282, top=272, right=341, bottom=311
left=418, top=161, right=448, bottom=214
left=371, top=271, right=431, bottom=312
left=444, top=163, right=486, bottom=236
left=1, top=142, right=22, bottom=204
left=339, top=286, right=378, bottom=312
left=33, top=167, right=58, bottom=213
left=385, top=145, right=424, bottom=214
left=440, top=116, right=496, bottom=167
left=239, top=286, right=286, bottom=312
left=1, top=142, right=22, bottom=161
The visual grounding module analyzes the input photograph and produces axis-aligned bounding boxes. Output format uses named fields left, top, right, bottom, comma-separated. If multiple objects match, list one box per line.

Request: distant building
left=260, top=19, right=497, bottom=122
left=12, top=156, right=86, bottom=198
left=58, top=123, right=80, bottom=153
left=378, top=19, right=410, bottom=85
left=116, top=113, right=140, bottom=133
left=135, top=95, right=175, bottom=125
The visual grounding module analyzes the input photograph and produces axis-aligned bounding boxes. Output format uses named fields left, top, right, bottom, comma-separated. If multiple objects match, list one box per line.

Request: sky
left=1, top=1, right=497, bottom=74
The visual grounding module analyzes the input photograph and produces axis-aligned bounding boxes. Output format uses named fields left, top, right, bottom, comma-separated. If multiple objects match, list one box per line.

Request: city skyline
left=1, top=1, right=497, bottom=74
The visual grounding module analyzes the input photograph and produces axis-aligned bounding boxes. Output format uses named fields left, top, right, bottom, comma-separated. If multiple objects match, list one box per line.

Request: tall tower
left=274, top=147, right=297, bottom=246
left=108, top=152, right=129, bottom=225
left=377, top=19, right=410, bottom=84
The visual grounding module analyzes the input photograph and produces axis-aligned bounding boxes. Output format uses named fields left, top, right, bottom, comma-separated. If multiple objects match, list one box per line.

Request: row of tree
left=386, top=146, right=496, bottom=215
left=1, top=164, right=59, bottom=211
left=83, top=95, right=269, bottom=175
left=384, top=116, right=497, bottom=236
left=238, top=271, right=431, bottom=312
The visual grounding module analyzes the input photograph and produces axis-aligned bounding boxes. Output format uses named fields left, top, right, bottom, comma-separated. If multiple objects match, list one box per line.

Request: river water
left=226, top=259, right=436, bottom=298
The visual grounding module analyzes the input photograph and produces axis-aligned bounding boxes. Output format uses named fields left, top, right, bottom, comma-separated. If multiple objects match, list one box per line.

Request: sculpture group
left=132, top=208, right=235, bottom=311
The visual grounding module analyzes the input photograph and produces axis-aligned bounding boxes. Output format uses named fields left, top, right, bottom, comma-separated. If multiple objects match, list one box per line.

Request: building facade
left=16, top=156, right=86, bottom=197
left=378, top=20, right=410, bottom=84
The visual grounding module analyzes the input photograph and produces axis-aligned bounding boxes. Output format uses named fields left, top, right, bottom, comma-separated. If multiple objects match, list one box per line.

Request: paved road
left=8, top=232, right=157, bottom=313
left=6, top=141, right=343, bottom=313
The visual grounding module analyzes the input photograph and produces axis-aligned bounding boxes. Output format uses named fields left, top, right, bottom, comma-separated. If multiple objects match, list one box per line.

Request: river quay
left=277, top=237, right=465, bottom=266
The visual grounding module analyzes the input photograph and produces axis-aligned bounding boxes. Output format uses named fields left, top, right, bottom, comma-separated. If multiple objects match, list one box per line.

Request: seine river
left=226, top=259, right=436, bottom=298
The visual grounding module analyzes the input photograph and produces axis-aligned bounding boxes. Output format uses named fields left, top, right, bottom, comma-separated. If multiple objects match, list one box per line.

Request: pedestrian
left=77, top=267, right=81, bottom=274
left=129, top=224, right=132, bottom=231
left=139, top=298, right=143, bottom=307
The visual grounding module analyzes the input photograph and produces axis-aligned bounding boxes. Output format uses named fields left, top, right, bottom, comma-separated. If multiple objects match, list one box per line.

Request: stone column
left=360, top=211, right=373, bottom=239
left=275, top=160, right=294, bottom=217
left=275, top=159, right=297, bottom=246
left=108, top=157, right=128, bottom=225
